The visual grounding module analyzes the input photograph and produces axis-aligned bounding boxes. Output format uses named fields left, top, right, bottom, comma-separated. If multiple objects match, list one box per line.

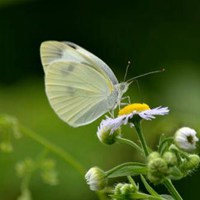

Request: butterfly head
left=115, top=82, right=131, bottom=101
left=118, top=82, right=129, bottom=95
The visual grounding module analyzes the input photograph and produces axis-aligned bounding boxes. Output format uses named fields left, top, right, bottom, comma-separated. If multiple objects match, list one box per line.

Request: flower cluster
left=85, top=102, right=200, bottom=200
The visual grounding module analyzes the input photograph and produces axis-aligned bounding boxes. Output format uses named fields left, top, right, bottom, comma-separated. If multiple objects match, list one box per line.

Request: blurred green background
left=0, top=0, right=200, bottom=199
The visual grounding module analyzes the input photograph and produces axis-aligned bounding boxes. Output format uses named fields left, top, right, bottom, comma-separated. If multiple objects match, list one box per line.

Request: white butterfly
left=40, top=41, right=129, bottom=127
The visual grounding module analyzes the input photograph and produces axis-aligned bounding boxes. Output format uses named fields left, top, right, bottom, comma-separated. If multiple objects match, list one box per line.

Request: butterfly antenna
left=123, top=61, right=131, bottom=81
left=127, top=68, right=165, bottom=83
left=135, top=79, right=143, bottom=102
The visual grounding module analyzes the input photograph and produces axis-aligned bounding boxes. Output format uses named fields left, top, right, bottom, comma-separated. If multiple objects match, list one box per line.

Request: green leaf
left=131, top=192, right=161, bottom=199
left=106, top=162, right=148, bottom=178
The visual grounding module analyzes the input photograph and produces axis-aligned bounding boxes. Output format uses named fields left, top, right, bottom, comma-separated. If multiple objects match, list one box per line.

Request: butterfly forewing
left=40, top=41, right=119, bottom=85
left=40, top=41, right=87, bottom=71
left=64, top=41, right=119, bottom=85
left=45, top=61, right=115, bottom=127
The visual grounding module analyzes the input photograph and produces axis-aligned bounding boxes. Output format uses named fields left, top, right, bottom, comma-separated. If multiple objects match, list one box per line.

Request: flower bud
left=147, top=151, right=160, bottom=162
left=85, top=167, right=107, bottom=191
left=114, top=183, right=136, bottom=199
left=97, top=117, right=123, bottom=145
left=147, top=157, right=168, bottom=184
left=180, top=154, right=200, bottom=172
left=97, top=126, right=120, bottom=145
left=162, top=151, right=177, bottom=167
left=174, top=127, right=199, bottom=151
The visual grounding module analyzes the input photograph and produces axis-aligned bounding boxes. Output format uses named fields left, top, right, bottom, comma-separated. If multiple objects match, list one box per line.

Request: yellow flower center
left=118, top=103, right=150, bottom=116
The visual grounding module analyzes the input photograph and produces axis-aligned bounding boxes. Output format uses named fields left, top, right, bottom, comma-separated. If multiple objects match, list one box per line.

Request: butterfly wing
left=45, top=61, right=116, bottom=127
left=64, top=41, right=119, bottom=85
left=40, top=41, right=119, bottom=85
left=40, top=41, right=87, bottom=71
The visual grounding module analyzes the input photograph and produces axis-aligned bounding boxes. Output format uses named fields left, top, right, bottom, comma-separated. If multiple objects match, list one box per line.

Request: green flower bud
left=85, top=167, right=107, bottom=191
left=121, top=184, right=136, bottom=195
left=147, top=151, right=160, bottom=162
left=162, top=151, right=177, bottom=167
left=148, top=157, right=169, bottom=184
left=114, top=183, right=124, bottom=195
left=180, top=154, right=200, bottom=172
left=113, top=183, right=136, bottom=200
left=147, top=174, right=162, bottom=185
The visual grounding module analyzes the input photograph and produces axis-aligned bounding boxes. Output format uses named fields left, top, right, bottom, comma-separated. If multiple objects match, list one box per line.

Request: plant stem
left=163, top=178, right=183, bottom=200
left=127, top=176, right=138, bottom=189
left=116, top=137, right=143, bottom=154
left=19, top=125, right=85, bottom=176
left=134, top=121, right=149, bottom=157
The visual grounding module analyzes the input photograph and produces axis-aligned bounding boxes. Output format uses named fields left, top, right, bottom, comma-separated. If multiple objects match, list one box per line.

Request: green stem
left=116, top=137, right=143, bottom=154
left=158, top=137, right=173, bottom=155
left=134, top=121, right=149, bottom=157
left=19, top=125, right=85, bottom=176
left=127, top=176, right=138, bottom=189
left=163, top=178, right=183, bottom=200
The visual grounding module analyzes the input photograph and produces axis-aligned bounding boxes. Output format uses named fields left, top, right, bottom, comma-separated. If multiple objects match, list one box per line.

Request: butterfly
left=40, top=41, right=130, bottom=127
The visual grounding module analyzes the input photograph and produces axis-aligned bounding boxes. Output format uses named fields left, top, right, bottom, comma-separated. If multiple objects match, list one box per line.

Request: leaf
left=131, top=192, right=161, bottom=199
left=106, top=162, right=148, bottom=178
left=112, top=192, right=162, bottom=200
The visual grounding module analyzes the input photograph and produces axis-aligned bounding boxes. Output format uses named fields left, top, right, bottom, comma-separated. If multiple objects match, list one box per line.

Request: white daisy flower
left=175, top=127, right=199, bottom=151
left=97, top=103, right=169, bottom=144
left=118, top=103, right=169, bottom=121
left=97, top=115, right=125, bottom=144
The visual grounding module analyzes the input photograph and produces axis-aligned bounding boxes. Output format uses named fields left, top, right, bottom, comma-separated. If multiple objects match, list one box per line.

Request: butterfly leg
left=109, top=110, right=115, bottom=118
left=120, top=96, right=131, bottom=106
